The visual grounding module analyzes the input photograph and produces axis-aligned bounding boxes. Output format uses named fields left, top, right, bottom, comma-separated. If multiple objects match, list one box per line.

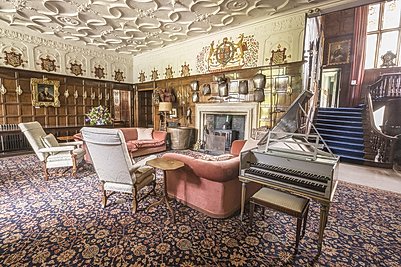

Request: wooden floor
left=338, top=162, right=401, bottom=194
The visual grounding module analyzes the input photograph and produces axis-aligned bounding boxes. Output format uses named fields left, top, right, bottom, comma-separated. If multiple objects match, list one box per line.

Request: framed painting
left=31, top=78, right=60, bottom=107
left=328, top=40, right=351, bottom=65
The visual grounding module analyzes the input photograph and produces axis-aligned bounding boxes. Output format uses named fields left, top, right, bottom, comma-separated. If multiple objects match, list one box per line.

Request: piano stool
left=249, top=187, right=310, bottom=253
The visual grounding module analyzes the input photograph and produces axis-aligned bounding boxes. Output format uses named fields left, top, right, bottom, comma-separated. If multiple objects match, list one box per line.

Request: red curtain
left=350, top=5, right=369, bottom=106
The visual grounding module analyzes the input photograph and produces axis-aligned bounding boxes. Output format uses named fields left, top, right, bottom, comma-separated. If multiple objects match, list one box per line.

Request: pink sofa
left=119, top=128, right=167, bottom=158
left=74, top=127, right=167, bottom=163
left=162, top=140, right=261, bottom=218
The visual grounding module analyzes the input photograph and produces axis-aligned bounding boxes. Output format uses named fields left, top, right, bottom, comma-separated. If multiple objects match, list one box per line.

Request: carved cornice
left=0, top=28, right=132, bottom=64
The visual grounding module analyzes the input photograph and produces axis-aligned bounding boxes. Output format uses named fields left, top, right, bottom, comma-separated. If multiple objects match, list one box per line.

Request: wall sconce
left=64, top=89, right=70, bottom=98
left=0, top=78, right=7, bottom=95
left=158, top=102, right=172, bottom=131
left=16, top=84, right=23, bottom=96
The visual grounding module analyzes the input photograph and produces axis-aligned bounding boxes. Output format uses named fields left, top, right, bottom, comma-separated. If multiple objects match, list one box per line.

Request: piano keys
left=238, top=131, right=339, bottom=255
left=240, top=147, right=339, bottom=201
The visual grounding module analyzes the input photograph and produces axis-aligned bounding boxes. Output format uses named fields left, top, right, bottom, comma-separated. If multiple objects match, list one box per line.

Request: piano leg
left=240, top=181, right=247, bottom=222
left=317, top=203, right=330, bottom=255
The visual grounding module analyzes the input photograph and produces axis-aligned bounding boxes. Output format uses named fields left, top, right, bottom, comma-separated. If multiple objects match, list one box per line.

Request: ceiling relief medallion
left=165, top=65, right=174, bottom=79
left=151, top=68, right=159, bottom=81
left=181, top=62, right=191, bottom=77
left=138, top=71, right=146, bottom=83
left=113, top=69, right=125, bottom=82
left=2, top=49, right=27, bottom=67
left=69, top=61, right=84, bottom=76
left=39, top=56, right=58, bottom=72
left=93, top=65, right=106, bottom=79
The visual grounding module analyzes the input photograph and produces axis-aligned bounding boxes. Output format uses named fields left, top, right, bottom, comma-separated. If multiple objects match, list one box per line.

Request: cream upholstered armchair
left=18, top=121, right=85, bottom=180
left=80, top=127, right=156, bottom=213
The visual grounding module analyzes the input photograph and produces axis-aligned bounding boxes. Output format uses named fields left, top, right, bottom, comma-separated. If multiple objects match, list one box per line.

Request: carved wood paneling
left=0, top=67, right=132, bottom=129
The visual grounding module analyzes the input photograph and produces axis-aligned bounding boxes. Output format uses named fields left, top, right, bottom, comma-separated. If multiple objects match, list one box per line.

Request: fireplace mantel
left=195, top=102, right=259, bottom=141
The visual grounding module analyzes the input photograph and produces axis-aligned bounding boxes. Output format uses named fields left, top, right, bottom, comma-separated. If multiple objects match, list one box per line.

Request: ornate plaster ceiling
left=0, top=0, right=356, bottom=55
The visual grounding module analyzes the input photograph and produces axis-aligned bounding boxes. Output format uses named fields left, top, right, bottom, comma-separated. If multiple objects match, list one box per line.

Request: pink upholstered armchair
left=161, top=140, right=260, bottom=218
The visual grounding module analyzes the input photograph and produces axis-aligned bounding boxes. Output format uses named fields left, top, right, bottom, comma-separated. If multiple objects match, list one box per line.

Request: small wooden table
left=146, top=157, right=184, bottom=223
left=57, top=136, right=75, bottom=142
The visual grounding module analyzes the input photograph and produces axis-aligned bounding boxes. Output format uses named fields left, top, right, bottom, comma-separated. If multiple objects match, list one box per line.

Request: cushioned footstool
left=249, top=187, right=310, bottom=253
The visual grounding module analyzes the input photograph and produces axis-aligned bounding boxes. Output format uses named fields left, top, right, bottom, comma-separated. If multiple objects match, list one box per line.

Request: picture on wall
left=328, top=40, right=351, bottom=65
left=31, top=78, right=60, bottom=107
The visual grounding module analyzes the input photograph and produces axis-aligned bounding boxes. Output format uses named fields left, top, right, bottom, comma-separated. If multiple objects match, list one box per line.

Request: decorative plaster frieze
left=0, top=28, right=132, bottom=65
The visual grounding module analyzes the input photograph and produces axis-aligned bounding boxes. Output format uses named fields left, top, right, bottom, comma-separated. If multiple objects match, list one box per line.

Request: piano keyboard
left=249, top=162, right=330, bottom=183
left=244, top=167, right=327, bottom=193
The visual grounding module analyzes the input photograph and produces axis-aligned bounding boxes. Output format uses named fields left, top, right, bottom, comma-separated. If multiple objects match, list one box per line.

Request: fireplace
left=195, top=102, right=259, bottom=143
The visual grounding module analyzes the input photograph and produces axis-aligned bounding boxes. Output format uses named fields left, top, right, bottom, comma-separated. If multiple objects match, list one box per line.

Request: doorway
left=320, top=68, right=341, bottom=108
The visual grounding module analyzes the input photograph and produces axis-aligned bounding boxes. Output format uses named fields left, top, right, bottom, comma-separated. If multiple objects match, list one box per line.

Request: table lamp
left=159, top=102, right=172, bottom=131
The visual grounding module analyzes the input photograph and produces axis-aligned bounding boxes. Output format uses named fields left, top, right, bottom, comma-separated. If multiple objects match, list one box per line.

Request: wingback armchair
left=80, top=127, right=156, bottom=213
left=18, top=121, right=85, bottom=180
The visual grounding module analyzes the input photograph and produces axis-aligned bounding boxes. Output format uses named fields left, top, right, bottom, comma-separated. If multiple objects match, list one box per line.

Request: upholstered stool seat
left=249, top=187, right=310, bottom=253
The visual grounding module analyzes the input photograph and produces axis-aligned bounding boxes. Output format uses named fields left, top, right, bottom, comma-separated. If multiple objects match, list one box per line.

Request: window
left=365, top=0, right=401, bottom=69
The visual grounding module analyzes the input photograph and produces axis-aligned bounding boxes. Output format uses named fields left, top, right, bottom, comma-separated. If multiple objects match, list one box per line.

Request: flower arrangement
left=86, top=105, right=112, bottom=126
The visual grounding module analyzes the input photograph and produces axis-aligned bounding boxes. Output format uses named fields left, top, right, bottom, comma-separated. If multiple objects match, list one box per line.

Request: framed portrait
left=328, top=40, right=351, bottom=65
left=170, top=108, right=177, bottom=118
left=31, top=78, right=60, bottom=107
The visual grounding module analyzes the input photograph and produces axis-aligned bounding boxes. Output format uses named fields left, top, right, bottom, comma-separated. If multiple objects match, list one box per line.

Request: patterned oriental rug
left=1, top=153, right=400, bottom=266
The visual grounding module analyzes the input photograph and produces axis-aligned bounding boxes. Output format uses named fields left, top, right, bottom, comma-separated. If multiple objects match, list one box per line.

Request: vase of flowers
left=86, top=105, right=112, bottom=126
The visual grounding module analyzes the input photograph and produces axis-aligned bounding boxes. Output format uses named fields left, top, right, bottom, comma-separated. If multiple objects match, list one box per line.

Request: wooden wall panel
left=322, top=8, right=355, bottom=107
left=0, top=67, right=133, bottom=132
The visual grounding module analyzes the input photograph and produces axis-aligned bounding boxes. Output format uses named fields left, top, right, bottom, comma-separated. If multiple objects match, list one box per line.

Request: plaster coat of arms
left=3, top=49, right=27, bottom=67
left=207, top=34, right=247, bottom=71
left=138, top=70, right=146, bottom=83
left=165, top=65, right=174, bottom=79
left=151, top=68, right=159, bottom=81
left=94, top=65, right=106, bottom=79
left=69, top=61, right=84, bottom=76
left=114, top=69, right=125, bottom=82
left=181, top=62, right=191, bottom=77
left=39, top=56, right=58, bottom=72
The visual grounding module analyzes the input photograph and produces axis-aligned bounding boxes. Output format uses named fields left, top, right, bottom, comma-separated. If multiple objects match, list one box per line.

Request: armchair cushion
left=41, top=133, right=60, bottom=155
left=137, top=128, right=153, bottom=140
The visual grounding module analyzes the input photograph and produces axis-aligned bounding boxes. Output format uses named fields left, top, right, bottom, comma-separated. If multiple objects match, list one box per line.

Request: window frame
left=366, top=1, right=401, bottom=69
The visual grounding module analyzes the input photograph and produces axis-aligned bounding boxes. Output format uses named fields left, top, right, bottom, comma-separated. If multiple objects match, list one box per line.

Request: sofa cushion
left=120, top=128, right=138, bottom=141
left=192, top=153, right=234, bottom=161
left=131, top=140, right=165, bottom=148
left=137, top=128, right=153, bottom=140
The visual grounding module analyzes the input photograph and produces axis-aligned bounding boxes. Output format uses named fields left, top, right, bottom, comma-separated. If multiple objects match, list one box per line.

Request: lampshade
left=159, top=102, right=172, bottom=112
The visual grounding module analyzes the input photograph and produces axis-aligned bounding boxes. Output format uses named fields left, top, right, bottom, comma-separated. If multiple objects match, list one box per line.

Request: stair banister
left=365, top=92, right=397, bottom=165
left=368, top=73, right=401, bottom=100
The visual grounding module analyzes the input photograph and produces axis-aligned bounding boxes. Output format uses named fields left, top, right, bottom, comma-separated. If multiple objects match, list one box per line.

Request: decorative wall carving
left=0, top=28, right=133, bottom=82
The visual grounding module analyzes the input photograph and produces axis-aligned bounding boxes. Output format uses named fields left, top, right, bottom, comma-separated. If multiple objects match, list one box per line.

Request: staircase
left=315, top=107, right=366, bottom=164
